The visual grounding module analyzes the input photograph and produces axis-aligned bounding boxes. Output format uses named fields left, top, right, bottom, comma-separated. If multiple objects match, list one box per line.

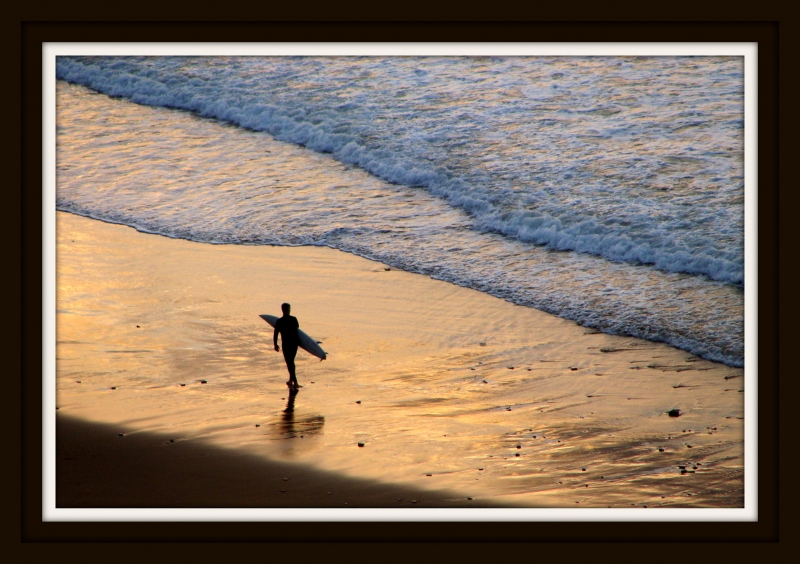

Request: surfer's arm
left=273, top=325, right=280, bottom=351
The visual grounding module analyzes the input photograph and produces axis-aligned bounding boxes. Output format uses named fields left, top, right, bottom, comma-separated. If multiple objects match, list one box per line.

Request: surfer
left=273, top=303, right=301, bottom=389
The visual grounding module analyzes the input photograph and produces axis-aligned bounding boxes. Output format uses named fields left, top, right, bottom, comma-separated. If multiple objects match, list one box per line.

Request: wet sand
left=54, top=211, right=744, bottom=509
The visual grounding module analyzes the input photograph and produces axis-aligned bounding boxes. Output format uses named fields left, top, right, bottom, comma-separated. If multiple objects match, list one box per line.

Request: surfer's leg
left=283, top=346, right=299, bottom=385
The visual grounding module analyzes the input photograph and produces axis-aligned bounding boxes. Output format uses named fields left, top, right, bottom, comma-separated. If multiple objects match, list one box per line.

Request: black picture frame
left=10, top=8, right=792, bottom=554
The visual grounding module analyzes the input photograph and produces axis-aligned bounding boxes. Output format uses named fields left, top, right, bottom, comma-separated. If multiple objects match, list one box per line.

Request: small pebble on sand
left=356, top=401, right=361, bottom=404
left=111, top=387, right=116, bottom=390
left=358, top=442, right=365, bottom=447
left=200, top=380, right=207, bottom=384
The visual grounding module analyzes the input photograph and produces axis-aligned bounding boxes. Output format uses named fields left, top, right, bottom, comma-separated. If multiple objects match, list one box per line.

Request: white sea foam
left=56, top=56, right=745, bottom=285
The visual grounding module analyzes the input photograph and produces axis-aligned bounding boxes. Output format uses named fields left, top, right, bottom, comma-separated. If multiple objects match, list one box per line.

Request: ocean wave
left=56, top=56, right=745, bottom=286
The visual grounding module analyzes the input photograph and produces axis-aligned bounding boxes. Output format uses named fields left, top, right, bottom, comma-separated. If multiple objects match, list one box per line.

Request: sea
left=55, top=55, right=745, bottom=367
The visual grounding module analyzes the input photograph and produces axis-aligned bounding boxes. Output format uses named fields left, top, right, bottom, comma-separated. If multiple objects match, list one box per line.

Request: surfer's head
left=281, top=303, right=291, bottom=315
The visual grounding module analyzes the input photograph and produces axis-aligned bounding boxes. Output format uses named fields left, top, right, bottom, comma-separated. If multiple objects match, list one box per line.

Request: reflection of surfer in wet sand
left=274, top=303, right=301, bottom=389
left=280, top=386, right=325, bottom=438
left=283, top=386, right=298, bottom=414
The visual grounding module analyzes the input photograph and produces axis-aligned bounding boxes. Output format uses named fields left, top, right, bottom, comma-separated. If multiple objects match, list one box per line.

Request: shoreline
left=54, top=211, right=744, bottom=508
left=57, top=207, right=744, bottom=370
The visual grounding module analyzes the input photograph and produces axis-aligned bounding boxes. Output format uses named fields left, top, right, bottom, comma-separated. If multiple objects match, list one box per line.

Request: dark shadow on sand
left=56, top=412, right=511, bottom=508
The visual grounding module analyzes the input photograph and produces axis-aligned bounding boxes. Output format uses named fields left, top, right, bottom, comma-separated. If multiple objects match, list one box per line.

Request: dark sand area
left=57, top=413, right=507, bottom=508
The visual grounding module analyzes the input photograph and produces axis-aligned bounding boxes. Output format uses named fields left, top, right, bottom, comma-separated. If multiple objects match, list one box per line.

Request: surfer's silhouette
left=274, top=303, right=301, bottom=389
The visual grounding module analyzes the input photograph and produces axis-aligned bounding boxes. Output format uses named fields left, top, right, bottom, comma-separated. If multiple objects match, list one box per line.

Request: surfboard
left=259, top=314, right=327, bottom=360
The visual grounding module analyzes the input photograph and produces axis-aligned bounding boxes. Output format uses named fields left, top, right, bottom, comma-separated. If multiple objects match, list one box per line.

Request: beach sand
left=55, top=211, right=744, bottom=508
